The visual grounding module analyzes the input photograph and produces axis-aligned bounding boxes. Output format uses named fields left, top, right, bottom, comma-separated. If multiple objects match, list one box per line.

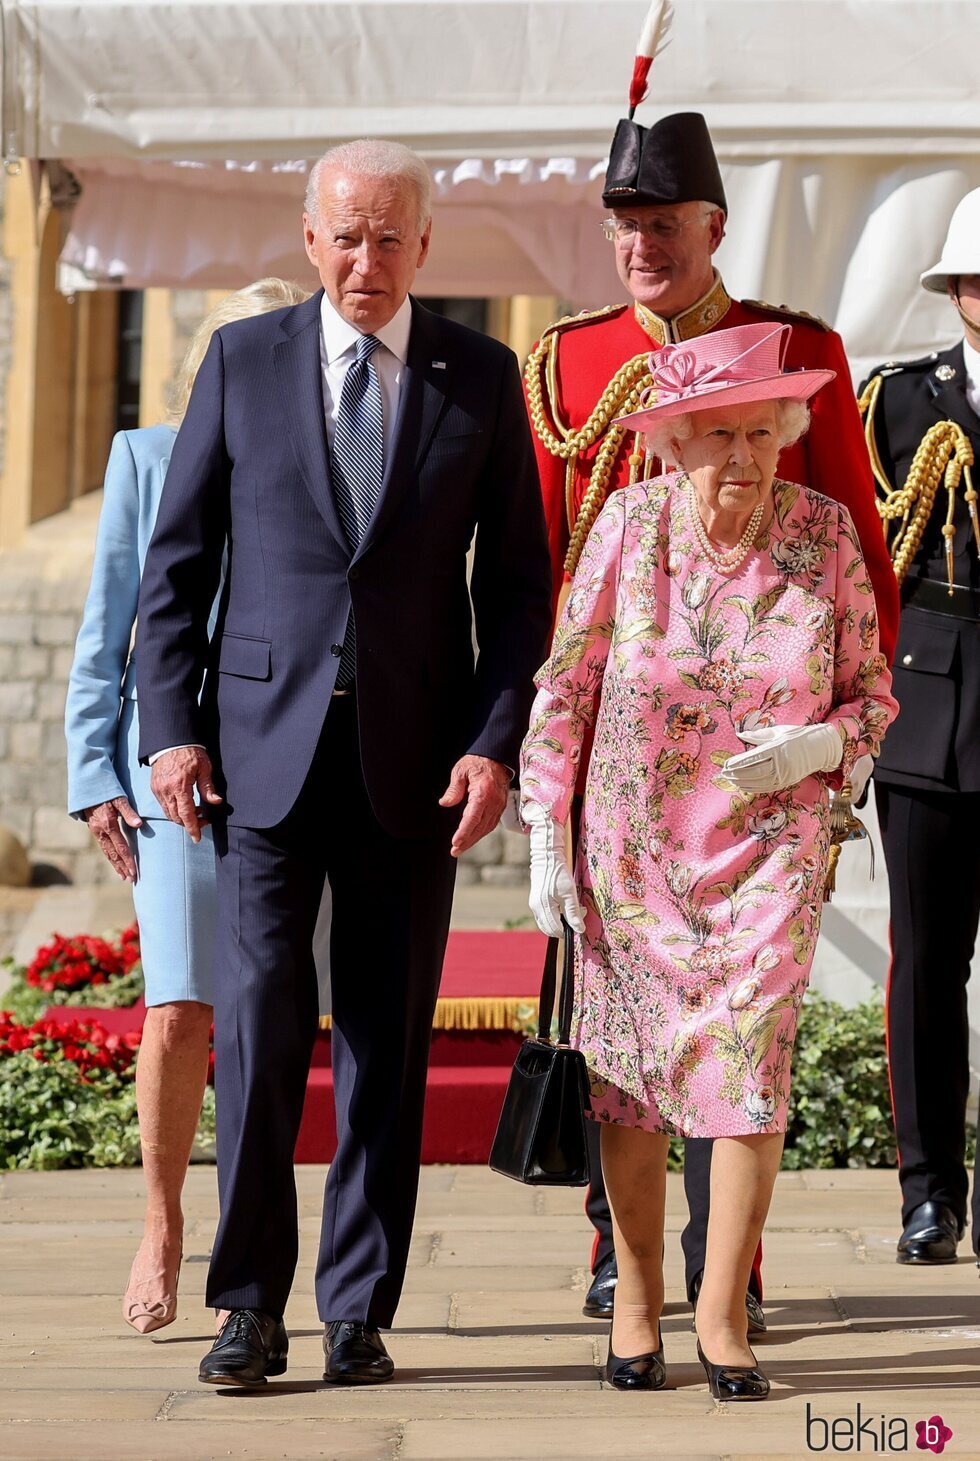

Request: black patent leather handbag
left=488, top=922, right=591, bottom=1186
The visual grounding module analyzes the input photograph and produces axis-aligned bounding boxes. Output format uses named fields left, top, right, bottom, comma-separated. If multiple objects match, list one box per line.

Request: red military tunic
left=525, top=274, right=899, bottom=663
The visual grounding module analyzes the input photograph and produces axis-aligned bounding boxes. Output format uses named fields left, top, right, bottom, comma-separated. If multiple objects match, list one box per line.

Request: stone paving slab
left=0, top=1420, right=400, bottom=1461
left=3, top=1166, right=980, bottom=1458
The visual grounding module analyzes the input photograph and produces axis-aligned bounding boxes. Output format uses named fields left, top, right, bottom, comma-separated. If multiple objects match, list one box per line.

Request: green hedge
left=0, top=988, right=972, bottom=1171
left=0, top=1051, right=216, bottom=1171
left=1, top=965, right=146, bottom=1027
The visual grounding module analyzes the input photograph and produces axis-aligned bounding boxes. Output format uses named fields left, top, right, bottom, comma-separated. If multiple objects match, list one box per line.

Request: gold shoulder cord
left=525, top=318, right=653, bottom=576
left=858, top=376, right=978, bottom=591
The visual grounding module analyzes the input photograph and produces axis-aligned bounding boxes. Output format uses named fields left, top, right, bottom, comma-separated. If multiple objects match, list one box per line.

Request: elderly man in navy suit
left=135, top=139, right=551, bottom=1387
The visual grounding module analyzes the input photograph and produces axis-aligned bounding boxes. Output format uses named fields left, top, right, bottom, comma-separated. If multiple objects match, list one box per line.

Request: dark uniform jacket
left=861, top=342, right=980, bottom=792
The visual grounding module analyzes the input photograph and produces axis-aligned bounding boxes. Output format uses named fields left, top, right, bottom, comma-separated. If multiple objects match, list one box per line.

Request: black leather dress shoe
left=690, top=1272, right=766, bottom=1334
left=897, top=1201, right=963, bottom=1264
left=323, top=1321, right=394, bottom=1384
left=198, top=1309, right=288, bottom=1386
left=605, top=1333, right=667, bottom=1391
left=582, top=1251, right=617, bottom=1318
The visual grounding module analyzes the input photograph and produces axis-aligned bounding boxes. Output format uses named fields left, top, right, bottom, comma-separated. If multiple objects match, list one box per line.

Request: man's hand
left=439, top=755, right=511, bottom=858
left=82, top=797, right=143, bottom=882
left=150, top=746, right=223, bottom=842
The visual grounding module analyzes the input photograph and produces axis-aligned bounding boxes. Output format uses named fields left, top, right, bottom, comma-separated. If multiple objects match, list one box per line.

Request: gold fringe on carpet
left=318, top=995, right=538, bottom=1033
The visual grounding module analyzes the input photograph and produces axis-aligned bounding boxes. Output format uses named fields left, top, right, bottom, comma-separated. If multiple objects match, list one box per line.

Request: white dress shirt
left=149, top=294, right=414, bottom=765
left=962, top=336, right=980, bottom=419
left=319, top=292, right=412, bottom=457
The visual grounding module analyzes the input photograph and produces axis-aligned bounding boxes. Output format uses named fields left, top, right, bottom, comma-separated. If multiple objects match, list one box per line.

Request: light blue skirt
left=128, top=818, right=217, bottom=1007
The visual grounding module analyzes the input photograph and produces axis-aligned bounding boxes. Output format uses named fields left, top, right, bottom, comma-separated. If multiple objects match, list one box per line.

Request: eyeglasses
left=601, top=211, right=716, bottom=246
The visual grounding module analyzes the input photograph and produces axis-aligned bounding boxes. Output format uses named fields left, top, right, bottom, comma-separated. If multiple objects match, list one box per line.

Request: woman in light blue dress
left=66, top=279, right=310, bottom=1333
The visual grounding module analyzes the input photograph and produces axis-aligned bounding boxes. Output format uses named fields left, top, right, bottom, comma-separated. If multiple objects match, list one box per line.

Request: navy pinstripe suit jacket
left=135, top=290, right=551, bottom=835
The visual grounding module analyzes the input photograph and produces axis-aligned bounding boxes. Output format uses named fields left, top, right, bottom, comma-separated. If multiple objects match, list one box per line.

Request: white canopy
left=4, top=0, right=980, bottom=372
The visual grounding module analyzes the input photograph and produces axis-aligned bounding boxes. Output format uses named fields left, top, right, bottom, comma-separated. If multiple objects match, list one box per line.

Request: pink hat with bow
left=616, top=322, right=835, bottom=430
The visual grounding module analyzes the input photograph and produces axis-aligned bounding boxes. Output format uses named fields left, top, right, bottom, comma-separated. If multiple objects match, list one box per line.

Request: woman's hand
left=82, top=796, right=143, bottom=881
left=724, top=723, right=843, bottom=795
left=524, top=802, right=586, bottom=938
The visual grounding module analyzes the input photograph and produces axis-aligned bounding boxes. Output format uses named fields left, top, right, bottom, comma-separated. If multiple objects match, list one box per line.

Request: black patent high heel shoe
left=696, top=1341, right=770, bottom=1401
left=605, top=1333, right=667, bottom=1391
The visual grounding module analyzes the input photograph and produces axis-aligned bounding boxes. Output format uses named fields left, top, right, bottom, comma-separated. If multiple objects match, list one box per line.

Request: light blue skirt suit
left=66, top=426, right=218, bottom=1006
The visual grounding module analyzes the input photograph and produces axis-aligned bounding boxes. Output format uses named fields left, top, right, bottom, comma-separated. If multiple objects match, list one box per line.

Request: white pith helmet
left=921, top=187, right=980, bottom=293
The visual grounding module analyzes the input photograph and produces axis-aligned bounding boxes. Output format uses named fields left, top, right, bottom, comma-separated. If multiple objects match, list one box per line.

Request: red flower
left=23, top=931, right=125, bottom=994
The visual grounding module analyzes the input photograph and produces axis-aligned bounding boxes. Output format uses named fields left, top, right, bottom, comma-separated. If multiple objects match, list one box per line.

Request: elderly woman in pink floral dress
left=520, top=323, right=897, bottom=1399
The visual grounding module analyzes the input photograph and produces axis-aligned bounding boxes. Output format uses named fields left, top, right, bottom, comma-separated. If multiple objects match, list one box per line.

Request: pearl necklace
left=686, top=478, right=764, bottom=575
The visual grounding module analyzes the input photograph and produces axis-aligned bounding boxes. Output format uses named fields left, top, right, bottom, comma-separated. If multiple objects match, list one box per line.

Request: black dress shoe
left=198, top=1309, right=288, bottom=1386
left=897, top=1201, right=963, bottom=1264
left=690, top=1272, right=766, bottom=1334
left=697, top=1341, right=770, bottom=1401
left=323, top=1321, right=394, bottom=1384
left=582, top=1251, right=617, bottom=1318
left=605, top=1333, right=667, bottom=1391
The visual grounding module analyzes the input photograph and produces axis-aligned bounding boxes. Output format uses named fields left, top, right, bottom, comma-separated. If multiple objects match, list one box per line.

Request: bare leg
left=125, top=1000, right=213, bottom=1331
left=694, top=1132, right=783, bottom=1366
left=600, top=1123, right=670, bottom=1357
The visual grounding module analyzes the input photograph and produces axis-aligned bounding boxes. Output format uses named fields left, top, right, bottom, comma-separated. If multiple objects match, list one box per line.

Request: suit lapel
left=272, top=289, right=349, bottom=553
left=928, top=343, right=980, bottom=441
left=355, top=300, right=449, bottom=560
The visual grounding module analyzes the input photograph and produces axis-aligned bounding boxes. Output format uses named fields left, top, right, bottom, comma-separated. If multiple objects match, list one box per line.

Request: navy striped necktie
left=330, top=332, right=384, bottom=688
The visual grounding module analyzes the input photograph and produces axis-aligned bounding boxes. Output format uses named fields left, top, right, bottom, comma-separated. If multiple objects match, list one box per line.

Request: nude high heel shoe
left=123, top=1241, right=182, bottom=1334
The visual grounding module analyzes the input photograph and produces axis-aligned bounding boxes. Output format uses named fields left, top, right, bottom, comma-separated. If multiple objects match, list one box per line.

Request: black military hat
left=602, top=111, right=727, bottom=214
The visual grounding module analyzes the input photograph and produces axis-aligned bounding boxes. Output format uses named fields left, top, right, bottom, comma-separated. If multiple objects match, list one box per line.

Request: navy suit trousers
left=205, top=695, right=457, bottom=1324
left=877, top=781, right=980, bottom=1245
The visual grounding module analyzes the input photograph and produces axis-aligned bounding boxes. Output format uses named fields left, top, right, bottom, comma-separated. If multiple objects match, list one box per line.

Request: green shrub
left=2, top=965, right=145, bottom=1026
left=782, top=993, right=897, bottom=1168
left=0, top=1052, right=143, bottom=1170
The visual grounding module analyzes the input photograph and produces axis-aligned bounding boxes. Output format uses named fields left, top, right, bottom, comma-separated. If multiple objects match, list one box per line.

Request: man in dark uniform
left=859, top=186, right=980, bottom=1266
left=527, top=108, right=899, bottom=1324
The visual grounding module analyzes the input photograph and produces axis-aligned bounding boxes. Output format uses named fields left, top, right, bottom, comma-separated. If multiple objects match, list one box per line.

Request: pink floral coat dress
left=520, top=473, right=897, bottom=1138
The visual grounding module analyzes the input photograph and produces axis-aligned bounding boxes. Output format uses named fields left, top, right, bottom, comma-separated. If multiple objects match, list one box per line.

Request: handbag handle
left=536, top=922, right=575, bottom=1046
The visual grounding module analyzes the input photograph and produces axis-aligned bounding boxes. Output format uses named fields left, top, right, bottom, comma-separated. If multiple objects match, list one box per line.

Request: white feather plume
left=636, top=0, right=673, bottom=62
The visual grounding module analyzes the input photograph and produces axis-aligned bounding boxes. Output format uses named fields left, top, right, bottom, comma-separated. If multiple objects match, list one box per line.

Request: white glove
left=848, top=753, right=874, bottom=804
left=724, top=723, right=843, bottom=794
left=523, top=801, right=586, bottom=939
left=500, top=788, right=526, bottom=835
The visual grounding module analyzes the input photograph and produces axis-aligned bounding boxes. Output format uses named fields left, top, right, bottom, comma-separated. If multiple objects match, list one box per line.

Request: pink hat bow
left=619, top=320, right=835, bottom=429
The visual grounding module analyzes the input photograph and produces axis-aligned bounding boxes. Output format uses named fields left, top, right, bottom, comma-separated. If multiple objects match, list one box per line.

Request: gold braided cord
left=858, top=377, right=977, bottom=587
left=563, top=375, right=655, bottom=575
left=867, top=418, right=975, bottom=588
left=526, top=331, right=658, bottom=576
left=525, top=335, right=652, bottom=459
left=856, top=375, right=894, bottom=499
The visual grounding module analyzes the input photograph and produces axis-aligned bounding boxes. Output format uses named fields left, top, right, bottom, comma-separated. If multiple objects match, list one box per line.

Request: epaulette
left=866, top=353, right=939, bottom=379
left=742, top=299, right=833, bottom=332
left=540, top=303, right=630, bottom=342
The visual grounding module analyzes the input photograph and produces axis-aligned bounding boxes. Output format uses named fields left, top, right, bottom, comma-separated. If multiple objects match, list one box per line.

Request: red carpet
left=304, top=931, right=545, bottom=1162
left=47, top=930, right=546, bottom=1163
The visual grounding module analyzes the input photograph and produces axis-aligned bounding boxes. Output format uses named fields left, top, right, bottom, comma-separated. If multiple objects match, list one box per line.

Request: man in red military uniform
left=525, top=108, right=898, bottom=1331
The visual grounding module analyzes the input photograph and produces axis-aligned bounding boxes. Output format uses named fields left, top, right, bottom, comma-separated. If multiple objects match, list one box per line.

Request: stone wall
left=0, top=541, right=108, bottom=884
